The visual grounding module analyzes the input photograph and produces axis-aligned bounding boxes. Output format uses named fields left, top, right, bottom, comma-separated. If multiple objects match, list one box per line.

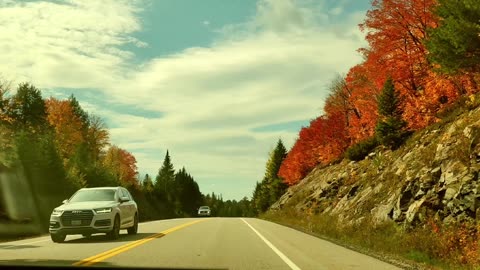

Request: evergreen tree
left=252, top=139, right=288, bottom=214
left=69, top=94, right=89, bottom=129
left=426, top=0, right=480, bottom=74
left=265, top=139, right=288, bottom=205
left=375, top=77, right=406, bottom=149
left=143, top=173, right=154, bottom=193
left=155, top=150, right=175, bottom=200
left=9, top=83, right=47, bottom=130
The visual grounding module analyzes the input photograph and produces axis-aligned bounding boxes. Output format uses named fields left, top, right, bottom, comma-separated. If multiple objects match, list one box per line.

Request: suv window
left=69, top=189, right=115, bottom=202
left=124, top=189, right=133, bottom=200
left=120, top=188, right=130, bottom=201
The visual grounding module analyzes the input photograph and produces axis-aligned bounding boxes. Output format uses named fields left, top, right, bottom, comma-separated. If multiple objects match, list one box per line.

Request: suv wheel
left=127, top=213, right=138, bottom=235
left=107, top=215, right=120, bottom=240
left=51, top=233, right=66, bottom=243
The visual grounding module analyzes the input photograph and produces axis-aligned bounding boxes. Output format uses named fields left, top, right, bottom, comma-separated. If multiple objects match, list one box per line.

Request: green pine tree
left=154, top=150, right=175, bottom=201
left=375, top=77, right=406, bottom=149
left=69, top=94, right=89, bottom=129
left=426, top=0, right=480, bottom=74
left=251, top=139, right=289, bottom=214
left=9, top=83, right=47, bottom=130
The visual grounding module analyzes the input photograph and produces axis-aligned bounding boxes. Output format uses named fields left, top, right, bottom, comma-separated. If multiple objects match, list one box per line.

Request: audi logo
left=72, top=210, right=82, bottom=214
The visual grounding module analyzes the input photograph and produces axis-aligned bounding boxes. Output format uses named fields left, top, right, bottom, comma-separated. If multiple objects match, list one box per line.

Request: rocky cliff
left=272, top=105, right=480, bottom=227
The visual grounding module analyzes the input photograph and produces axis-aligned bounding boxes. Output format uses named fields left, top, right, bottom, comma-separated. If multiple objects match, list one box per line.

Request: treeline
left=250, top=139, right=288, bottom=214
left=279, top=0, right=480, bottom=185
left=0, top=83, right=254, bottom=231
left=202, top=193, right=255, bottom=217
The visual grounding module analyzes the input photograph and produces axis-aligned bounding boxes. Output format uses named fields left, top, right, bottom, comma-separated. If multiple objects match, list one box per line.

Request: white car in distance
left=197, top=206, right=211, bottom=217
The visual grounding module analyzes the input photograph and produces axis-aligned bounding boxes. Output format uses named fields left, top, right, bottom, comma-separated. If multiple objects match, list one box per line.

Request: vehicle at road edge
left=197, top=206, right=211, bottom=217
left=49, top=187, right=138, bottom=243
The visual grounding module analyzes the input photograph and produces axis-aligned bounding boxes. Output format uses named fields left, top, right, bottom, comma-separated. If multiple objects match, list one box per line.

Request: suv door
left=120, top=188, right=134, bottom=226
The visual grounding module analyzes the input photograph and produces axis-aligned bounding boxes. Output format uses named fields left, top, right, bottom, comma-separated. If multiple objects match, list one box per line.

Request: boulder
left=406, top=197, right=426, bottom=223
left=444, top=187, right=458, bottom=201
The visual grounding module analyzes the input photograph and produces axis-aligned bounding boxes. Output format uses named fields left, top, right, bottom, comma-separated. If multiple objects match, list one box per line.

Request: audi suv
left=49, top=187, right=138, bottom=243
left=197, top=206, right=211, bottom=217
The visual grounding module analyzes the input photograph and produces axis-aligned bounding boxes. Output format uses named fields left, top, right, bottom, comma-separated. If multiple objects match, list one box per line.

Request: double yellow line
left=73, top=219, right=207, bottom=266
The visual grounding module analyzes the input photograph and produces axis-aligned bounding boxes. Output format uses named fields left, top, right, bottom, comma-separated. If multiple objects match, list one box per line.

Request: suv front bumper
left=49, top=211, right=115, bottom=235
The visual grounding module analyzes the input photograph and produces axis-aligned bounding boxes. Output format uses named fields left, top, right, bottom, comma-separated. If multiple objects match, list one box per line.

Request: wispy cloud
left=1, top=0, right=368, bottom=200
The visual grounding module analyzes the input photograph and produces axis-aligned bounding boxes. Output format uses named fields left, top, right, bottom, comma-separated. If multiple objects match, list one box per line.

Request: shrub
left=345, top=137, right=378, bottom=161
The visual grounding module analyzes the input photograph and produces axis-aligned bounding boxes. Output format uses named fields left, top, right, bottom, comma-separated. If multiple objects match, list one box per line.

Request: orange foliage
left=103, top=146, right=139, bottom=188
left=360, top=0, right=439, bottom=128
left=345, top=64, right=382, bottom=144
left=426, top=219, right=480, bottom=266
left=45, top=98, right=85, bottom=163
left=279, top=0, right=480, bottom=185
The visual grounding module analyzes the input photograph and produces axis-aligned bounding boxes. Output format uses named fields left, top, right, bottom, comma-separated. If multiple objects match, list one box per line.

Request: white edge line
left=241, top=218, right=301, bottom=270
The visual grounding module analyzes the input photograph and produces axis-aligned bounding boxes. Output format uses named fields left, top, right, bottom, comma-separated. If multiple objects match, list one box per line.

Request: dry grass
left=263, top=209, right=480, bottom=270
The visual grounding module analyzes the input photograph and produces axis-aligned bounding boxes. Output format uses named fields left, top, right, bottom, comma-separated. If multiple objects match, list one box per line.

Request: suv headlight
left=94, top=208, right=112, bottom=214
left=51, top=209, right=63, bottom=216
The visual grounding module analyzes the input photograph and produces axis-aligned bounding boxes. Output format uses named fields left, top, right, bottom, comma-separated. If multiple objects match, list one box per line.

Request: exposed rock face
left=271, top=107, right=480, bottom=226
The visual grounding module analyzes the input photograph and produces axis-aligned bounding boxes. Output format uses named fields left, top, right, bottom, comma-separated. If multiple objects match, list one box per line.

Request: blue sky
left=1, top=0, right=371, bottom=200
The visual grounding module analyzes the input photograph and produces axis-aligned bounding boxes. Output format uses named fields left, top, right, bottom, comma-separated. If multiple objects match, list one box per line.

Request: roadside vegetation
left=0, top=82, right=253, bottom=236
left=255, top=0, right=480, bottom=269
left=263, top=210, right=480, bottom=269
left=278, top=0, right=480, bottom=186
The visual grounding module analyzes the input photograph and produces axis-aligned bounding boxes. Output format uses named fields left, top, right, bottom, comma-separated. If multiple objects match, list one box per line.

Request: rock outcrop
left=271, top=107, right=480, bottom=227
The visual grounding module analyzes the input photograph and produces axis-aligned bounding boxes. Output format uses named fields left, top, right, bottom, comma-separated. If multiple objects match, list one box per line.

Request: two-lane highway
left=0, top=218, right=401, bottom=269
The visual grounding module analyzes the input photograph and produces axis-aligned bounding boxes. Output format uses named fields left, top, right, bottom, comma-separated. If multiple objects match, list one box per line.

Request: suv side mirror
left=62, top=199, right=68, bottom=204
left=120, top=196, right=129, bottom=203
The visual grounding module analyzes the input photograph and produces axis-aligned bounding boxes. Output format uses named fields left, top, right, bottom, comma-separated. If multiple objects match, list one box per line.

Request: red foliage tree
left=278, top=111, right=348, bottom=185
left=359, top=0, right=439, bottom=128
left=279, top=0, right=479, bottom=186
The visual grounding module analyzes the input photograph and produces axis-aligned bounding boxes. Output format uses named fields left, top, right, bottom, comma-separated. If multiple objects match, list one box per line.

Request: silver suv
left=49, top=187, right=138, bottom=243
left=197, top=206, right=211, bottom=217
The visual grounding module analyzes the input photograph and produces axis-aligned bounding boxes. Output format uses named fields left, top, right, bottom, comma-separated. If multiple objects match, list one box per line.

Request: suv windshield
left=69, top=190, right=115, bottom=203
left=199, top=206, right=209, bottom=210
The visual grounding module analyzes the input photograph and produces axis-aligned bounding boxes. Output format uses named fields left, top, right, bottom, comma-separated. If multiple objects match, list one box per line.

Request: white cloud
left=0, top=0, right=143, bottom=89
left=203, top=20, right=210, bottom=26
left=0, top=0, right=368, bottom=200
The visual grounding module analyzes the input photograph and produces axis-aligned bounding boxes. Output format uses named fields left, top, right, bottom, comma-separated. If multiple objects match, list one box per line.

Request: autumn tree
left=344, top=64, right=382, bottom=143
left=45, top=98, right=85, bottom=163
left=359, top=0, right=440, bottom=129
left=103, top=145, right=139, bottom=188
left=0, top=82, right=15, bottom=167
left=376, top=77, right=407, bottom=149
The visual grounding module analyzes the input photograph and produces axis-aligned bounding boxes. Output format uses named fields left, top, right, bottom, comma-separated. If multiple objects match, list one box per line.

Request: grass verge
left=262, top=208, right=480, bottom=270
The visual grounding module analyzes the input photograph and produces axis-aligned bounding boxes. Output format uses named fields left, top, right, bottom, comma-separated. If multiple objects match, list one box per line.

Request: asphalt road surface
left=0, top=218, right=401, bottom=269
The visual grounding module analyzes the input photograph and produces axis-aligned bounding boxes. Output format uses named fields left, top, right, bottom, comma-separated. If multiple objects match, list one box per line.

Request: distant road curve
left=0, top=218, right=401, bottom=270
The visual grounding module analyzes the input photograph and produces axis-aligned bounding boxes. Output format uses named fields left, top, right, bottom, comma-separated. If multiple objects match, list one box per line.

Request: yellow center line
left=73, top=219, right=208, bottom=266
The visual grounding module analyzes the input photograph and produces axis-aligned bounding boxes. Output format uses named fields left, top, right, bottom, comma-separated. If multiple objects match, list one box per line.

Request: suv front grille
left=61, top=210, right=94, bottom=227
